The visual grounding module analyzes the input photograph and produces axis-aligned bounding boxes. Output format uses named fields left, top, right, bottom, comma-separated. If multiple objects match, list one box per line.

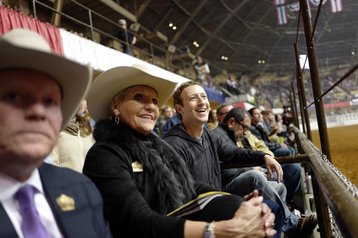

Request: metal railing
left=221, top=126, right=358, bottom=238
left=294, top=126, right=358, bottom=238
left=32, top=0, right=196, bottom=79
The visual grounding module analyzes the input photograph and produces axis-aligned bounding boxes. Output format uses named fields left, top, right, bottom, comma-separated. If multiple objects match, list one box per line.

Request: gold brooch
left=131, top=161, right=143, bottom=172
left=56, top=194, right=75, bottom=212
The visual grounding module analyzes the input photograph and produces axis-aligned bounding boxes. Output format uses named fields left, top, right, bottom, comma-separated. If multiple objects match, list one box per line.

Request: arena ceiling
left=39, top=0, right=358, bottom=78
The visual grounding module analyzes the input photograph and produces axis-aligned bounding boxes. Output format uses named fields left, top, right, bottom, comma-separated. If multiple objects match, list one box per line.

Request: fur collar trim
left=94, top=119, right=196, bottom=213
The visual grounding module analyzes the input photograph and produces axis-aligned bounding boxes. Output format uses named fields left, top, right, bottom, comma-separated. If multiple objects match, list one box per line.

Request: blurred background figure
left=207, top=109, right=219, bottom=129
left=225, top=74, right=242, bottom=96
left=282, top=106, right=294, bottom=128
left=117, top=19, right=137, bottom=55
left=154, top=105, right=174, bottom=136
left=217, top=103, right=234, bottom=123
left=51, top=99, right=95, bottom=173
left=193, top=56, right=210, bottom=86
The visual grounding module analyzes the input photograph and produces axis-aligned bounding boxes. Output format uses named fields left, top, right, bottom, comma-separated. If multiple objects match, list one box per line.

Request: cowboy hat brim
left=0, top=34, right=91, bottom=129
left=87, top=65, right=177, bottom=121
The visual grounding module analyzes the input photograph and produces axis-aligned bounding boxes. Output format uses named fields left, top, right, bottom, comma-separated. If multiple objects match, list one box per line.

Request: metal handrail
left=220, top=154, right=309, bottom=169
left=32, top=0, right=195, bottom=77
left=221, top=126, right=358, bottom=237
left=294, top=126, right=358, bottom=238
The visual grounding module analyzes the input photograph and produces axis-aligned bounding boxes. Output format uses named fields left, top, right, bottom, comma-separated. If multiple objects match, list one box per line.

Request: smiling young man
left=163, top=81, right=283, bottom=189
left=163, top=81, right=285, bottom=237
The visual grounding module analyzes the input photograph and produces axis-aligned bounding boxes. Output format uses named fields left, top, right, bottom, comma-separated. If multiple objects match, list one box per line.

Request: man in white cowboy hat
left=0, top=29, right=111, bottom=238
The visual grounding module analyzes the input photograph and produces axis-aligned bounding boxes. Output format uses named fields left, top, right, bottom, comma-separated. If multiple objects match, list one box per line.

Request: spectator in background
left=248, top=107, right=301, bottom=203
left=282, top=106, right=294, bottom=128
left=117, top=19, right=137, bottom=55
left=162, top=107, right=181, bottom=135
left=216, top=103, right=234, bottom=122
left=0, top=29, right=111, bottom=237
left=215, top=108, right=317, bottom=236
left=193, top=56, right=210, bottom=85
left=207, top=109, right=219, bottom=129
left=249, top=107, right=295, bottom=157
left=225, top=75, right=242, bottom=96
left=154, top=105, right=174, bottom=136
left=51, top=99, right=95, bottom=173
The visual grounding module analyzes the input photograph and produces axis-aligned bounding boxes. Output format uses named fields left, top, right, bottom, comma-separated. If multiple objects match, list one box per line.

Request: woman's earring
left=115, top=116, right=120, bottom=125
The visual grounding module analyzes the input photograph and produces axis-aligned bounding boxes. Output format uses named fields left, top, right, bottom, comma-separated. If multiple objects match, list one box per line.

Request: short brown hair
left=172, top=81, right=200, bottom=106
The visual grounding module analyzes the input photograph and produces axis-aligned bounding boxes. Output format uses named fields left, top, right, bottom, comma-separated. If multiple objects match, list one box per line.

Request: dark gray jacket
left=163, top=123, right=266, bottom=190
left=212, top=123, right=254, bottom=186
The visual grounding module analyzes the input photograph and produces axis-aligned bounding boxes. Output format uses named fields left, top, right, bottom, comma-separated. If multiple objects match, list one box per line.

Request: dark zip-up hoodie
left=163, top=123, right=267, bottom=190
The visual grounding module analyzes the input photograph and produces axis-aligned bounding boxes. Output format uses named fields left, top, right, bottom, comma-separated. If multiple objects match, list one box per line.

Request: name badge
left=132, top=161, right=143, bottom=172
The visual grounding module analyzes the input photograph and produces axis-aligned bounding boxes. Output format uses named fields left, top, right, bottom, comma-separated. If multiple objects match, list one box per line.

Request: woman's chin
left=137, top=126, right=154, bottom=135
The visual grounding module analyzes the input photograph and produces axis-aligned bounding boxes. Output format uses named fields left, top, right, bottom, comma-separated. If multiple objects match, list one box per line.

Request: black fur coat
left=90, top=119, right=196, bottom=213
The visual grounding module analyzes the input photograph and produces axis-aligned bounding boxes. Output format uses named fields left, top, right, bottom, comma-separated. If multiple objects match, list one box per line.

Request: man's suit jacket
left=0, top=163, right=112, bottom=238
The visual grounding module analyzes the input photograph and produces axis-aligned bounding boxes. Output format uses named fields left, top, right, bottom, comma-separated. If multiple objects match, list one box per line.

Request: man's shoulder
left=39, top=163, right=101, bottom=200
left=205, top=126, right=224, bottom=140
left=211, top=124, right=227, bottom=136
left=39, top=163, right=90, bottom=183
left=162, top=123, right=183, bottom=138
left=163, top=124, right=197, bottom=148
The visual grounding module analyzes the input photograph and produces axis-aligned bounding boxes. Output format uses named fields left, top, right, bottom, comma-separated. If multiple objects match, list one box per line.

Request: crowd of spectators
left=1, top=27, right=323, bottom=238
left=2, top=3, right=357, bottom=238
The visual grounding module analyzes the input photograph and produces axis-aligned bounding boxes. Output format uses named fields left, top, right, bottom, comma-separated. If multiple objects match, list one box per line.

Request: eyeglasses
left=234, top=120, right=248, bottom=129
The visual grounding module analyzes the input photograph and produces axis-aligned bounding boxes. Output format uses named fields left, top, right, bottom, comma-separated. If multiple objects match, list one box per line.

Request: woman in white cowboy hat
left=83, top=65, right=277, bottom=238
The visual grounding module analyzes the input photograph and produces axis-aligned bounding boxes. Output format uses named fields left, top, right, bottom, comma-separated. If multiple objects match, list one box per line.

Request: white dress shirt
left=0, top=169, right=63, bottom=238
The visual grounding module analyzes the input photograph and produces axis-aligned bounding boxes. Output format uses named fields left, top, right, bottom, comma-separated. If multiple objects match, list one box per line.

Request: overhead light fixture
left=172, top=26, right=177, bottom=30
left=193, top=41, right=199, bottom=47
left=169, top=22, right=173, bottom=27
left=168, top=44, right=176, bottom=53
left=221, top=56, right=228, bottom=61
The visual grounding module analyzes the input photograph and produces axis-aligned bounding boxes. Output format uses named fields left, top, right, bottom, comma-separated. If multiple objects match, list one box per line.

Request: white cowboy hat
left=0, top=28, right=92, bottom=129
left=87, top=65, right=178, bottom=121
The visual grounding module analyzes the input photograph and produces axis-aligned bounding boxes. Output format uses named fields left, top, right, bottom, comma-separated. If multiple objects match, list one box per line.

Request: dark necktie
left=14, top=185, right=50, bottom=238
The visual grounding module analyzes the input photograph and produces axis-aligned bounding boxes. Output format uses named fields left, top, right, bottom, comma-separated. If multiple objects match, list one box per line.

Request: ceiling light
left=172, top=26, right=177, bottom=30
left=352, top=51, right=355, bottom=55
left=193, top=41, right=199, bottom=47
left=169, top=23, right=173, bottom=27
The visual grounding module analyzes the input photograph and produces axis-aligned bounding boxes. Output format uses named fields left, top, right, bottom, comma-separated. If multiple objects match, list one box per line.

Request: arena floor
left=311, top=124, right=358, bottom=187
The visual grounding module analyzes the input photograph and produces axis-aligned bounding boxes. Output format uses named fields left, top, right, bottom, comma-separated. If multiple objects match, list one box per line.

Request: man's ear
left=174, top=104, right=183, bottom=115
left=227, top=117, right=236, bottom=129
